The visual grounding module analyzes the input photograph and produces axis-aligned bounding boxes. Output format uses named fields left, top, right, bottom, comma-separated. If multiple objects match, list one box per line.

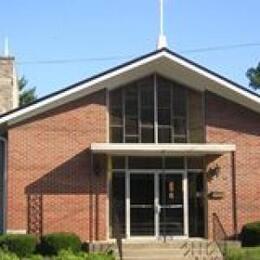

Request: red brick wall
left=7, top=90, right=108, bottom=241
left=206, top=92, right=260, bottom=238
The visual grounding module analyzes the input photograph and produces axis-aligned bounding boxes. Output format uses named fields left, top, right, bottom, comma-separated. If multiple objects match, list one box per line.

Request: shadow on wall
left=24, top=148, right=106, bottom=237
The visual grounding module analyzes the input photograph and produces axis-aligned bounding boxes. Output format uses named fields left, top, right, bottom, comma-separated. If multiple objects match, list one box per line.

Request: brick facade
left=7, top=90, right=108, bottom=241
left=206, top=92, right=260, bottom=238
left=5, top=85, right=260, bottom=242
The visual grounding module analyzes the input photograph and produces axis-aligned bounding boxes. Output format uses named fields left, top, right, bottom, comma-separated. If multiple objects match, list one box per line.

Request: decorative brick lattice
left=28, top=194, right=43, bottom=236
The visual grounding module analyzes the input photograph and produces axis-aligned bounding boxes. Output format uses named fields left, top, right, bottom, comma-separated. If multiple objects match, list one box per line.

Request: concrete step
left=114, top=240, right=223, bottom=260
left=117, top=257, right=223, bottom=260
left=115, top=248, right=221, bottom=254
left=118, top=240, right=215, bottom=248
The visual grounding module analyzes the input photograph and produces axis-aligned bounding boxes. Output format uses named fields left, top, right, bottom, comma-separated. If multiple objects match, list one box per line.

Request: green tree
left=19, top=76, right=37, bottom=106
left=247, top=62, right=260, bottom=90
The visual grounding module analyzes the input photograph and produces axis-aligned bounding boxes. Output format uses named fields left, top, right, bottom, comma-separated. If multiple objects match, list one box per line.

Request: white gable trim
left=163, top=52, right=260, bottom=110
left=0, top=49, right=259, bottom=126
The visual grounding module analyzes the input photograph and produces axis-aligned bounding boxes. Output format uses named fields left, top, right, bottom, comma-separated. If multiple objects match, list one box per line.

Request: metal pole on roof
left=4, top=37, right=9, bottom=57
left=157, top=0, right=168, bottom=49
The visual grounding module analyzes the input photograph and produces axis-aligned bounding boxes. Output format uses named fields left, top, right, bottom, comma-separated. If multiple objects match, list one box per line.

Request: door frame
left=125, top=169, right=189, bottom=239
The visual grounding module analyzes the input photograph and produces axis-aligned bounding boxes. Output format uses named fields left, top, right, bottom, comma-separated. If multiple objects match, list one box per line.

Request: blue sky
left=1, top=1, right=260, bottom=97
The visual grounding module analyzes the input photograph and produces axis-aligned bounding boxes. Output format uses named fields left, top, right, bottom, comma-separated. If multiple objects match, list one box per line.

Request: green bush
left=86, top=253, right=115, bottom=260
left=241, top=222, right=260, bottom=246
left=40, top=233, right=81, bottom=255
left=0, top=249, right=19, bottom=260
left=0, top=234, right=38, bottom=257
left=52, top=249, right=88, bottom=260
left=24, top=254, right=44, bottom=260
left=52, top=249, right=115, bottom=260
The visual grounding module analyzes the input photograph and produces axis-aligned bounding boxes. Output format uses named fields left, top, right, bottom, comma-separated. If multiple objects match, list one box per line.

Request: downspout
left=231, top=151, right=238, bottom=239
left=90, top=152, right=94, bottom=243
left=0, top=136, right=7, bottom=234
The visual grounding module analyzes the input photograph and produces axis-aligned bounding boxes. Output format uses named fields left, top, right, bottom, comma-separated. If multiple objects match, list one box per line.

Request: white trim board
left=91, top=143, right=236, bottom=156
left=6, top=229, right=27, bottom=234
left=0, top=49, right=259, bottom=126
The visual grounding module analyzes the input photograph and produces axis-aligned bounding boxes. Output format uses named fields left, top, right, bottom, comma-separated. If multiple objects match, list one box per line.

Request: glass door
left=127, top=172, right=187, bottom=238
left=159, top=174, right=185, bottom=236
left=129, top=173, right=155, bottom=236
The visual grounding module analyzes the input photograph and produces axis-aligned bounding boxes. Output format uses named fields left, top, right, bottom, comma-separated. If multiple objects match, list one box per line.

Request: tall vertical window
left=110, top=88, right=123, bottom=142
left=140, top=78, right=154, bottom=143
left=109, top=75, right=187, bottom=143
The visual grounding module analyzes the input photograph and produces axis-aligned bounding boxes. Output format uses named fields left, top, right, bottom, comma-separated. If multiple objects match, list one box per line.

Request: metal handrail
left=213, top=213, right=228, bottom=258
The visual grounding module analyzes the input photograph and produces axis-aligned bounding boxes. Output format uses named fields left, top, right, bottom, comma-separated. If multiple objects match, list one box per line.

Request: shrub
left=24, top=254, right=44, bottom=260
left=52, top=249, right=115, bottom=260
left=0, top=249, right=19, bottom=260
left=241, top=222, right=260, bottom=246
left=40, top=233, right=81, bottom=255
left=86, top=252, right=115, bottom=260
left=0, top=234, right=38, bottom=257
left=52, top=249, right=88, bottom=260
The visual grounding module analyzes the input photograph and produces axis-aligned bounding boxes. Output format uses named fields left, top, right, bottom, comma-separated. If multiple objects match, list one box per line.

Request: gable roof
left=1, top=48, right=259, bottom=126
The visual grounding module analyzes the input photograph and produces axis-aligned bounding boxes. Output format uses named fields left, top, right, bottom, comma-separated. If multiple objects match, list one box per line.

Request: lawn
left=226, top=247, right=260, bottom=260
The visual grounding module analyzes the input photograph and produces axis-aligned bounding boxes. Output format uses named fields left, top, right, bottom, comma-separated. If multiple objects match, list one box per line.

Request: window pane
left=125, top=86, right=138, bottom=116
left=112, top=172, right=126, bottom=238
left=128, top=157, right=162, bottom=169
left=187, top=157, right=204, bottom=169
left=110, top=107, right=122, bottom=126
left=141, top=108, right=154, bottom=125
left=125, top=100, right=138, bottom=116
left=174, top=136, right=187, bottom=143
left=125, top=117, right=138, bottom=135
left=125, top=136, right=138, bottom=143
left=188, top=172, right=205, bottom=237
left=141, top=127, right=154, bottom=143
left=112, top=157, right=125, bottom=169
left=140, top=80, right=154, bottom=107
left=174, top=118, right=187, bottom=136
left=110, top=89, right=122, bottom=107
left=110, top=127, right=123, bottom=143
left=173, top=86, right=186, bottom=116
left=158, top=90, right=171, bottom=108
left=165, top=157, right=185, bottom=169
left=158, top=127, right=171, bottom=143
left=158, top=109, right=171, bottom=125
left=157, top=77, right=171, bottom=108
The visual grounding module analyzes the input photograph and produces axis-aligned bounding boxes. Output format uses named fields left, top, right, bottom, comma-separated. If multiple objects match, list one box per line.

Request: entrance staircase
left=114, top=240, right=223, bottom=260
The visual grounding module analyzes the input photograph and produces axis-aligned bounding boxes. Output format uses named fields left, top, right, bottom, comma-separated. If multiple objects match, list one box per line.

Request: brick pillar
left=0, top=57, right=19, bottom=113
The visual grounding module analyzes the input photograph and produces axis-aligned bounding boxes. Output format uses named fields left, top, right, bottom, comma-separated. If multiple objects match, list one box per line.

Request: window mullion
left=138, top=84, right=141, bottom=143
left=154, top=74, right=158, bottom=144
left=122, top=88, right=126, bottom=143
left=171, top=85, right=174, bottom=143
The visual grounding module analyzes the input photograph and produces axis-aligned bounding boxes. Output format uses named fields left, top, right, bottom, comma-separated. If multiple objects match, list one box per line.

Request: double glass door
left=128, top=172, right=187, bottom=238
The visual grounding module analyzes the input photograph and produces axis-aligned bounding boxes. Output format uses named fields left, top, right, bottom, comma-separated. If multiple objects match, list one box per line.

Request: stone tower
left=0, top=56, right=19, bottom=113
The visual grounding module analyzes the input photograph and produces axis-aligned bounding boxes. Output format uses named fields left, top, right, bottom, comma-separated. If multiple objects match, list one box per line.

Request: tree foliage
left=19, top=76, right=37, bottom=106
left=247, top=62, right=260, bottom=90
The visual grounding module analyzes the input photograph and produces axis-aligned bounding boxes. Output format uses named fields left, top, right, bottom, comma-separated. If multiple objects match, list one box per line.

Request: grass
left=226, top=246, right=260, bottom=260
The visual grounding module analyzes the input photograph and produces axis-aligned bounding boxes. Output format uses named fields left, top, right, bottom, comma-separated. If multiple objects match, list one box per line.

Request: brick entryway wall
left=7, top=90, right=108, bottom=241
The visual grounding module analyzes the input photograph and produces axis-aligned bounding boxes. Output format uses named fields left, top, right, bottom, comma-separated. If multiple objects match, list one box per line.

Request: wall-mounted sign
left=208, top=191, right=224, bottom=200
